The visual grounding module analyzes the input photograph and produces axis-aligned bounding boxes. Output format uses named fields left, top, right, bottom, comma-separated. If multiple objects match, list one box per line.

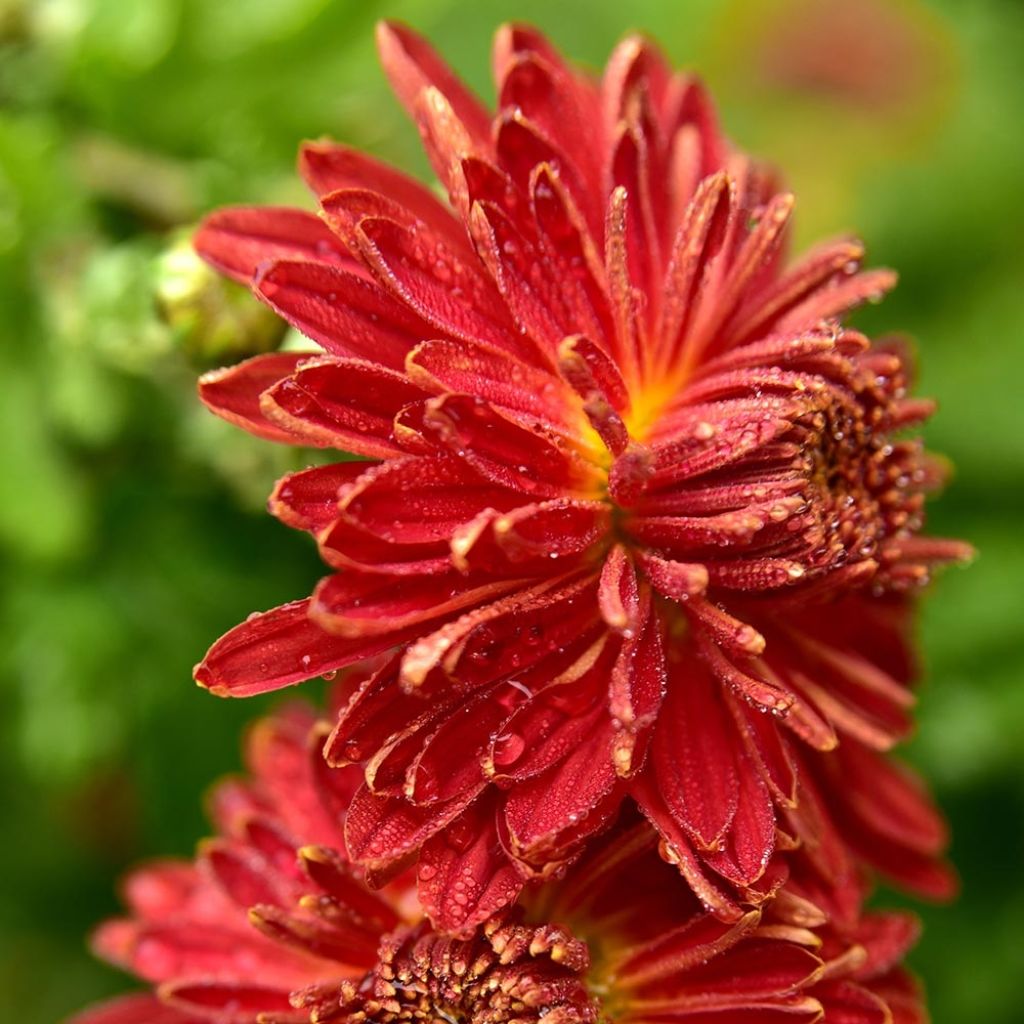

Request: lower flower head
left=71, top=707, right=925, bottom=1024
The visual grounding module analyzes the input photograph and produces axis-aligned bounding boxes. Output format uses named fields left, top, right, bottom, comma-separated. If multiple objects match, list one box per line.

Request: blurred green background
left=0, top=0, right=1020, bottom=1020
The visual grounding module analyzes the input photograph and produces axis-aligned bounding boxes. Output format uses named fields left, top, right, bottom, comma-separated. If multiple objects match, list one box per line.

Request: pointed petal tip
left=193, top=661, right=230, bottom=697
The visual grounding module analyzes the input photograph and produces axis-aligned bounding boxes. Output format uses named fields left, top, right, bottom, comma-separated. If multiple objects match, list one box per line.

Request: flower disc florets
left=191, top=22, right=969, bottom=930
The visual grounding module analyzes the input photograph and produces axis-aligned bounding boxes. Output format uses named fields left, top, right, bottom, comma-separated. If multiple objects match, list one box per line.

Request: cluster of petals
left=72, top=705, right=927, bottom=1024
left=189, top=22, right=969, bottom=929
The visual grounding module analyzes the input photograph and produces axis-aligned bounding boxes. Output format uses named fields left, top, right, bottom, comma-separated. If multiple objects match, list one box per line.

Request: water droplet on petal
left=493, top=732, right=526, bottom=767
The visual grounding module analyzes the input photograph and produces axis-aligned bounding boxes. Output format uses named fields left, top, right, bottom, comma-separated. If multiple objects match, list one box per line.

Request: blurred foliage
left=0, top=1, right=1021, bottom=1022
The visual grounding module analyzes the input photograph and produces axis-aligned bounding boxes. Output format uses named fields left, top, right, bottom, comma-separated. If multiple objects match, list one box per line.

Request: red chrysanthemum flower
left=191, top=24, right=969, bottom=927
left=71, top=706, right=927, bottom=1024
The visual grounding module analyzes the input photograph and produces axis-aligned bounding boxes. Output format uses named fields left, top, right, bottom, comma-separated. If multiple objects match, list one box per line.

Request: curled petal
left=311, top=570, right=523, bottom=638
left=376, top=21, right=492, bottom=148
left=260, top=357, right=428, bottom=458
left=195, top=599, right=401, bottom=697
left=198, top=353, right=314, bottom=445
left=254, top=260, right=432, bottom=368
left=417, top=797, right=525, bottom=936
left=194, top=206, right=353, bottom=285
left=269, top=462, right=371, bottom=534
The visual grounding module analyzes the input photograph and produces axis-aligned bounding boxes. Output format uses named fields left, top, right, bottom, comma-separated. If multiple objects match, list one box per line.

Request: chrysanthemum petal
left=653, top=660, right=740, bottom=850
left=269, top=462, right=371, bottom=533
left=299, top=140, right=465, bottom=241
left=376, top=21, right=492, bottom=149
left=194, top=206, right=354, bottom=285
left=67, top=994, right=202, bottom=1024
left=195, top=599, right=400, bottom=697
left=198, top=353, right=316, bottom=445
left=343, top=783, right=479, bottom=869
left=504, top=719, right=621, bottom=866
left=259, top=357, right=427, bottom=458
left=311, top=570, right=523, bottom=638
left=254, top=259, right=433, bottom=368
left=407, top=338, right=579, bottom=433
left=355, top=215, right=521, bottom=354
left=417, top=796, right=525, bottom=935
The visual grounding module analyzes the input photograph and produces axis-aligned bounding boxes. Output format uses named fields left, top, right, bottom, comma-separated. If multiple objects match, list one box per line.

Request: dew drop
left=492, top=731, right=526, bottom=767
left=446, top=819, right=475, bottom=852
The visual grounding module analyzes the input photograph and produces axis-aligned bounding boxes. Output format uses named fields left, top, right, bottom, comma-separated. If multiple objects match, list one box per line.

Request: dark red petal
left=356, top=216, right=520, bottom=354
left=254, top=259, right=432, bottom=369
left=469, top=199, right=570, bottom=354
left=67, top=994, right=201, bottom=1024
left=297, top=845, right=402, bottom=934
left=531, top=167, right=615, bottom=349
left=320, top=185, right=476, bottom=264
left=406, top=578, right=602, bottom=694
left=407, top=338, right=580, bottom=435
left=655, top=938, right=822, bottom=1002
left=343, top=783, right=479, bottom=868
left=325, top=657, right=445, bottom=766
left=319, top=514, right=452, bottom=576
left=405, top=691, right=511, bottom=806
left=198, top=353, right=314, bottom=445
left=503, top=718, right=620, bottom=866
left=495, top=41, right=600, bottom=197
left=611, top=909, right=759, bottom=987
left=400, top=575, right=594, bottom=691
left=814, top=980, right=891, bottom=1024
left=608, top=595, right=666, bottom=777
left=376, top=21, right=492, bottom=149
left=487, top=680, right=606, bottom=786
left=653, top=658, right=740, bottom=850
left=702, top=756, right=776, bottom=886
left=632, top=771, right=745, bottom=921
left=450, top=500, right=608, bottom=576
left=248, top=901, right=380, bottom=967
left=598, top=545, right=641, bottom=633
left=269, top=462, right=371, bottom=533
left=160, top=980, right=296, bottom=1022
left=417, top=797, right=525, bottom=936
left=194, top=599, right=400, bottom=697
left=421, top=393, right=597, bottom=498
left=193, top=206, right=353, bottom=285
left=332, top=454, right=517, bottom=546
left=299, top=140, right=464, bottom=242
left=728, top=697, right=799, bottom=808
left=311, top=570, right=522, bottom=638
left=261, top=357, right=427, bottom=458
left=495, top=112, right=597, bottom=233
left=831, top=744, right=948, bottom=856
